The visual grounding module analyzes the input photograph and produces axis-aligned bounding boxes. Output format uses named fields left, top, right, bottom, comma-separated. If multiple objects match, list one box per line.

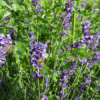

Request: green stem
left=72, top=10, right=76, bottom=44
left=72, top=1, right=76, bottom=51
left=36, top=15, right=38, bottom=42
left=37, top=68, right=40, bottom=100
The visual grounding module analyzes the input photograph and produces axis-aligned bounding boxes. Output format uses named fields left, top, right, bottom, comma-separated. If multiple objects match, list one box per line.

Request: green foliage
left=0, top=0, right=100, bottom=100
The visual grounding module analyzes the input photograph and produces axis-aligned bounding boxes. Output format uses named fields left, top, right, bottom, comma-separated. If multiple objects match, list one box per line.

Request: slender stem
left=72, top=4, right=76, bottom=44
left=37, top=68, right=40, bottom=100
left=36, top=17, right=38, bottom=42
left=46, top=22, right=63, bottom=66
left=72, top=1, right=76, bottom=51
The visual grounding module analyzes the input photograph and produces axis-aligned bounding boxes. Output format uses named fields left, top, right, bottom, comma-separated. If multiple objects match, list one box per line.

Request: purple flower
left=18, top=86, right=21, bottom=89
left=32, top=0, right=42, bottom=13
left=81, top=21, right=90, bottom=34
left=61, top=31, right=66, bottom=36
left=31, top=72, right=44, bottom=79
left=33, top=8, right=42, bottom=12
left=28, top=32, right=34, bottom=36
left=73, top=96, right=81, bottom=100
left=45, top=78, right=49, bottom=88
left=65, top=3, right=73, bottom=11
left=0, top=34, right=13, bottom=67
left=78, top=14, right=81, bottom=20
left=80, top=0, right=87, bottom=8
left=40, top=92, right=48, bottom=100
left=71, top=0, right=75, bottom=2
left=89, top=52, right=100, bottom=65
left=78, top=83, right=85, bottom=93
left=0, top=78, right=3, bottom=85
left=61, top=1, right=73, bottom=32
left=26, top=90, right=29, bottom=97
left=78, top=75, right=91, bottom=93
left=60, top=92, right=67, bottom=100
left=24, top=18, right=28, bottom=22
left=79, top=58, right=88, bottom=66
left=28, top=37, right=35, bottom=42
left=96, top=84, right=100, bottom=90
left=2, top=87, right=4, bottom=92
left=61, top=13, right=65, bottom=21
left=56, top=49, right=62, bottom=55
left=7, top=28, right=17, bottom=40
left=64, top=58, right=71, bottom=64
left=65, top=45, right=71, bottom=50
left=24, top=10, right=27, bottom=14
left=59, top=81, right=68, bottom=89
left=83, top=75, right=91, bottom=87
left=0, top=54, right=6, bottom=61
left=32, top=0, right=39, bottom=6
left=2, top=18, right=6, bottom=24
left=73, top=97, right=78, bottom=100
left=0, top=60, right=5, bottom=67
left=87, top=65, right=92, bottom=70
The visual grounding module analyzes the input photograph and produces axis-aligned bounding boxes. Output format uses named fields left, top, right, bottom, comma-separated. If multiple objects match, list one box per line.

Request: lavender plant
left=0, top=0, right=100, bottom=100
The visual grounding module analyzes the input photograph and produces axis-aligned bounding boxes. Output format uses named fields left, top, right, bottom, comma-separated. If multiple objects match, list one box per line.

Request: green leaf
left=0, top=9, right=5, bottom=19
left=37, top=16, right=49, bottom=23
left=52, top=4, right=61, bottom=11
left=79, top=10, right=92, bottom=16
left=11, top=4, right=19, bottom=12
left=0, top=0, right=12, bottom=9
left=3, top=11, right=11, bottom=18
left=17, top=0, right=24, bottom=5
left=52, top=71, right=59, bottom=82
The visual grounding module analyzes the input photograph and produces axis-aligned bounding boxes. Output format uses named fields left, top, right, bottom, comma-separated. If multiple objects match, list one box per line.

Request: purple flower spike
left=97, top=85, right=100, bottom=90
left=32, top=0, right=42, bottom=13
left=79, top=58, right=88, bottom=66
left=33, top=8, right=42, bottom=12
left=24, top=10, right=27, bottom=14
left=24, top=18, right=28, bottom=22
left=2, top=87, right=4, bottom=92
left=78, top=14, right=81, bottom=20
left=28, top=32, right=34, bottom=36
left=60, top=92, right=67, bottom=100
left=64, top=58, right=71, bottom=64
left=28, top=37, right=35, bottom=42
left=0, top=54, right=6, bottom=61
left=61, top=13, right=65, bottom=21
left=0, top=78, right=3, bottom=85
left=45, top=78, right=49, bottom=88
left=26, top=90, right=29, bottom=97
left=2, top=18, right=6, bottom=24
left=56, top=49, right=62, bottom=55
left=65, top=45, right=71, bottom=50
left=87, top=65, right=92, bottom=70
left=40, top=92, right=48, bottom=100
left=31, top=72, right=44, bottom=79
left=78, top=75, right=91, bottom=93
left=73, top=97, right=78, bottom=100
left=61, top=31, right=66, bottom=36
left=83, top=75, right=91, bottom=87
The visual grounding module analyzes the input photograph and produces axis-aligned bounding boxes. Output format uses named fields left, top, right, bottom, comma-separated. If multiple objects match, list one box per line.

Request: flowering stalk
left=29, top=32, right=47, bottom=99
left=31, top=0, right=43, bottom=99
left=36, top=14, right=39, bottom=99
